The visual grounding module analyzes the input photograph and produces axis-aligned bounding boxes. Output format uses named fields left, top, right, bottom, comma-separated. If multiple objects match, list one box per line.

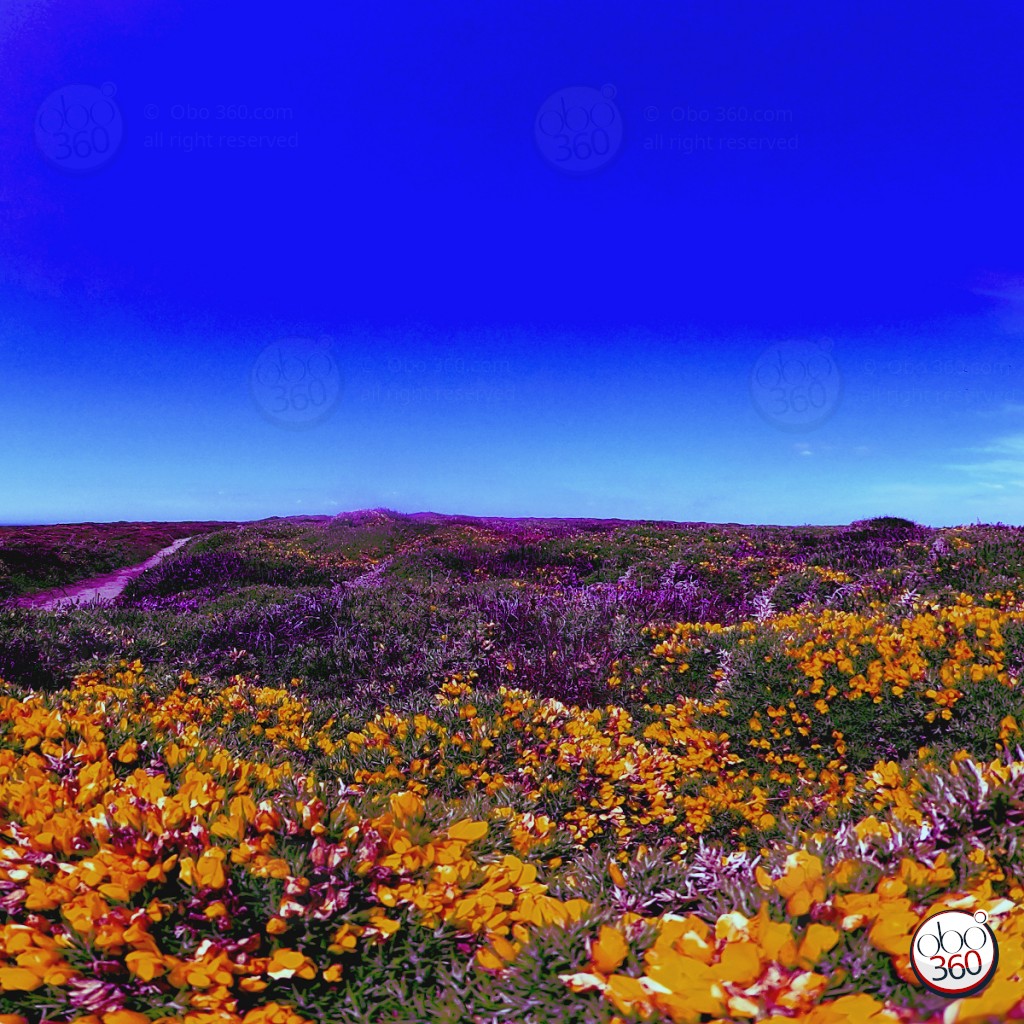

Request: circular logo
left=750, top=339, right=842, bottom=431
left=35, top=82, right=123, bottom=172
left=535, top=84, right=623, bottom=175
left=250, top=338, right=343, bottom=429
left=909, top=909, right=999, bottom=998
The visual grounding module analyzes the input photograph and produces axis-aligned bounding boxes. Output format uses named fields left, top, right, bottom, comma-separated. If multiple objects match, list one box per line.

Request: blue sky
left=2, top=1, right=1024, bottom=527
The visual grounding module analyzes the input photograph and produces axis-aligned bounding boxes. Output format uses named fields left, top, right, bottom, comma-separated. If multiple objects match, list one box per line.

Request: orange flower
left=773, top=851, right=826, bottom=916
left=125, top=949, right=167, bottom=982
left=114, top=739, right=139, bottom=764
left=0, top=966, right=42, bottom=991
left=389, top=791, right=426, bottom=824
left=266, top=947, right=317, bottom=980
left=446, top=819, right=488, bottom=843
left=102, top=1012, right=150, bottom=1024
left=797, top=923, right=840, bottom=967
left=178, top=847, right=228, bottom=890
left=590, top=926, right=629, bottom=974
left=241, top=1004, right=313, bottom=1024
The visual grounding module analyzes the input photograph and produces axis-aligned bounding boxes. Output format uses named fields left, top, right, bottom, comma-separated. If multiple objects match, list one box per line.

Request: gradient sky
left=2, top=1, right=1024, bottom=527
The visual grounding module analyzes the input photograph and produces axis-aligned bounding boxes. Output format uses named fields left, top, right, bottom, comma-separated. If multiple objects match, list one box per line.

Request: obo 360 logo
left=35, top=83, right=123, bottom=172
left=909, top=909, right=999, bottom=998
left=250, top=338, right=343, bottom=429
left=534, top=85, right=623, bottom=175
left=750, top=339, right=842, bottom=431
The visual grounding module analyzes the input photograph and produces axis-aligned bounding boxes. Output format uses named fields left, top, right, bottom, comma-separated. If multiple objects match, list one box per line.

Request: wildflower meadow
left=1, top=510, right=1023, bottom=1023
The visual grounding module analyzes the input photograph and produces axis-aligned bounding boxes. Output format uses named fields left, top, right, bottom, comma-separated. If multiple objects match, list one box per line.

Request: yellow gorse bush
left=0, top=662, right=596, bottom=1022
left=0, top=585, right=1023, bottom=1022
left=557, top=861, right=1024, bottom=1024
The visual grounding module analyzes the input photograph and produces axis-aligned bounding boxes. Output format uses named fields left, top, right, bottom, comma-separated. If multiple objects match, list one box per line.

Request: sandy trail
left=12, top=536, right=194, bottom=611
left=348, top=555, right=394, bottom=587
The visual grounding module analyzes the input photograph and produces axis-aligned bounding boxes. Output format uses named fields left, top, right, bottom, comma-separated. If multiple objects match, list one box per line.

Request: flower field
left=0, top=523, right=230, bottom=601
left=2, top=511, right=1024, bottom=1022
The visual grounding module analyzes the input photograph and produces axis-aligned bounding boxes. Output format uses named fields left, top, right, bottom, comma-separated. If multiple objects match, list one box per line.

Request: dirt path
left=348, top=555, right=394, bottom=587
left=12, top=536, right=195, bottom=611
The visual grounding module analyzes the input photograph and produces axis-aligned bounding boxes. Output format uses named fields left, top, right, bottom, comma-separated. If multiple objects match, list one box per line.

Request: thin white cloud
left=969, top=272, right=1024, bottom=333
left=793, top=441, right=866, bottom=458
left=978, top=401, right=1024, bottom=419
left=943, top=434, right=1024, bottom=488
left=863, top=479, right=993, bottom=500
left=971, top=273, right=1024, bottom=305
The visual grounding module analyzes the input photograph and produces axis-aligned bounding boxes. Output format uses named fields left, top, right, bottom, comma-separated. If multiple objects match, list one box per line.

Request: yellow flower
left=591, top=925, right=629, bottom=974
left=476, top=947, right=506, bottom=972
left=796, top=993, right=896, bottom=1022
left=797, top=923, right=839, bottom=967
left=446, top=819, right=488, bottom=842
left=328, top=924, right=360, bottom=954
left=125, top=949, right=166, bottom=982
left=951, top=975, right=1024, bottom=1022
left=389, top=791, right=425, bottom=823
left=102, top=1013, right=150, bottom=1024
left=266, top=947, right=317, bottom=981
left=179, top=847, right=228, bottom=889
left=114, top=739, right=138, bottom=763
left=643, top=952, right=726, bottom=1017
left=715, top=941, right=762, bottom=985
left=0, top=967, right=42, bottom=991
left=867, top=904, right=918, bottom=956
left=774, top=851, right=826, bottom=916
left=241, top=1002, right=313, bottom=1024
left=605, top=973, right=652, bottom=1017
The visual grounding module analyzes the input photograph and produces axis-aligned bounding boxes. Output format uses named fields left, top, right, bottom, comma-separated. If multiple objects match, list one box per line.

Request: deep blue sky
left=2, top=1, right=1024, bottom=526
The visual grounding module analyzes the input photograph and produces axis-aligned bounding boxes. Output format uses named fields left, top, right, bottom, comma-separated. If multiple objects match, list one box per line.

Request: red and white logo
left=909, top=909, right=999, bottom=998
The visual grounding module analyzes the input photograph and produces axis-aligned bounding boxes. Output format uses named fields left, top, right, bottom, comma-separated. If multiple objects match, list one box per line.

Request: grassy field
left=0, top=510, right=1023, bottom=1022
